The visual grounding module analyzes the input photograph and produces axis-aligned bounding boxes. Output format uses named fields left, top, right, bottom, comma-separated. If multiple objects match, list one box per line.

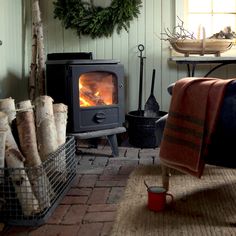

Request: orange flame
left=79, top=73, right=115, bottom=107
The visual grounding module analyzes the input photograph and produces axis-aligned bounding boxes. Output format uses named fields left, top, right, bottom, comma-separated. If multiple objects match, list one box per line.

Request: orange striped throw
left=159, top=77, right=235, bottom=177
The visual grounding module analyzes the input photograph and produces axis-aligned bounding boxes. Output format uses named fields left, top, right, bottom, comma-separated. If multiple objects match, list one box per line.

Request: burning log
left=0, top=111, right=40, bottom=216
left=80, top=86, right=106, bottom=106
left=16, top=100, right=52, bottom=210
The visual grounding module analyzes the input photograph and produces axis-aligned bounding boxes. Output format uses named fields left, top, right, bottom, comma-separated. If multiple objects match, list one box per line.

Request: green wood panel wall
left=0, top=0, right=28, bottom=101
left=0, top=0, right=236, bottom=111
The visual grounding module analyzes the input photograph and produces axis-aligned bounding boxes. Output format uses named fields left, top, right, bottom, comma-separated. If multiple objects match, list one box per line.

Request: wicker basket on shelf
left=170, top=38, right=233, bottom=57
left=169, top=27, right=234, bottom=57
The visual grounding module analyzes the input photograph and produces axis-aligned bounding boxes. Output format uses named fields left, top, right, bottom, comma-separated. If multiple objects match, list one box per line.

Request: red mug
left=144, top=181, right=174, bottom=212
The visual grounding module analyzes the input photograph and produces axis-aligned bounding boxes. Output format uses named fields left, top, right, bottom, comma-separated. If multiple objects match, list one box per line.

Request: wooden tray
left=170, top=38, right=233, bottom=57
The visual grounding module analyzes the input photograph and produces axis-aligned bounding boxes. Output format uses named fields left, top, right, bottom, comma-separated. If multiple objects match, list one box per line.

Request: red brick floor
left=1, top=144, right=160, bottom=236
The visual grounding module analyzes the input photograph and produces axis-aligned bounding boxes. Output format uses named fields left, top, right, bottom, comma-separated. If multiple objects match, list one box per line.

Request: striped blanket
left=159, top=77, right=235, bottom=177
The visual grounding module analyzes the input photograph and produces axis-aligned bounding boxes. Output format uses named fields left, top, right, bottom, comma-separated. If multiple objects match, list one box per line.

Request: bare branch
left=160, top=17, right=196, bottom=42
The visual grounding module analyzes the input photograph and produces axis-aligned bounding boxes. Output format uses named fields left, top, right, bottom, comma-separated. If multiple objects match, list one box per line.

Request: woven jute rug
left=111, top=165, right=236, bottom=236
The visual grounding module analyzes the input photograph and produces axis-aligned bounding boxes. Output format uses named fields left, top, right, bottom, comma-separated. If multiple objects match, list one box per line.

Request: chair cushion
left=206, top=80, right=236, bottom=167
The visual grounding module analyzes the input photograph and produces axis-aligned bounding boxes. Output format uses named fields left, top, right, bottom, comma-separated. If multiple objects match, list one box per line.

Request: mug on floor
left=144, top=181, right=174, bottom=212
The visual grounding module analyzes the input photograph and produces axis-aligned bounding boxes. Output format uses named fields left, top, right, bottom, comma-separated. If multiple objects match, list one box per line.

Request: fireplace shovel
left=144, top=69, right=160, bottom=117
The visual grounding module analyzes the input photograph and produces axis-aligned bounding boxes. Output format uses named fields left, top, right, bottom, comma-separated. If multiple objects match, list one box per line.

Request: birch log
left=32, top=0, right=46, bottom=96
left=0, top=131, right=6, bottom=185
left=29, top=26, right=37, bottom=101
left=0, top=97, right=16, bottom=125
left=53, top=103, right=68, bottom=180
left=0, top=111, right=39, bottom=216
left=0, top=115, right=7, bottom=211
left=35, top=95, right=58, bottom=161
left=16, top=100, right=51, bottom=210
left=53, top=103, right=68, bottom=146
left=0, top=118, right=7, bottom=185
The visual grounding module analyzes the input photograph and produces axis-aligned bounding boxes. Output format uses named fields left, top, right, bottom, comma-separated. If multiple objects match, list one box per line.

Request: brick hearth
left=1, top=143, right=160, bottom=236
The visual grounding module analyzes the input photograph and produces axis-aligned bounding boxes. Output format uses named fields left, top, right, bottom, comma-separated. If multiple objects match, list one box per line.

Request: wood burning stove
left=45, top=53, right=125, bottom=134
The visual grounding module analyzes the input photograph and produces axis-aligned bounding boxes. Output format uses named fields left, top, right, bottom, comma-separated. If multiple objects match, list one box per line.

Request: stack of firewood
left=0, top=95, right=68, bottom=216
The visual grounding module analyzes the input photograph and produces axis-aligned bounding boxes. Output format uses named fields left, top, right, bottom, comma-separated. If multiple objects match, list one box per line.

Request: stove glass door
left=78, top=72, right=118, bottom=107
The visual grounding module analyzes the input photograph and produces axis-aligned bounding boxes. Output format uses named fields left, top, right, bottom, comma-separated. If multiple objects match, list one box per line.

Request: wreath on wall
left=53, top=0, right=142, bottom=39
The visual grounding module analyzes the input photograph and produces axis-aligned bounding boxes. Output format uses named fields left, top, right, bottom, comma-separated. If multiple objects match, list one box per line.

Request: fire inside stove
left=79, top=72, right=118, bottom=107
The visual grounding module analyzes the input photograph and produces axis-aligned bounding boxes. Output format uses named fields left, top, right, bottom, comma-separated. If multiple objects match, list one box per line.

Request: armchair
left=156, top=78, right=236, bottom=190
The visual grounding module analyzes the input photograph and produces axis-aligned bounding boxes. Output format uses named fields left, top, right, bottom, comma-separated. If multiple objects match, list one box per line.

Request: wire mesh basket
left=0, top=136, right=76, bottom=226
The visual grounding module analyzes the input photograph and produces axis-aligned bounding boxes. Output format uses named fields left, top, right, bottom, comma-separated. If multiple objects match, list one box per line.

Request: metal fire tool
left=137, top=44, right=146, bottom=115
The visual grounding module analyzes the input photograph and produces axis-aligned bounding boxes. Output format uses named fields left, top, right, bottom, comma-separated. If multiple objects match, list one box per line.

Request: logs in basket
left=0, top=96, right=76, bottom=226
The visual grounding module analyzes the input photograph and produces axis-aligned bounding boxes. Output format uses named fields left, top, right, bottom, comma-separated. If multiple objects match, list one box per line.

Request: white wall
left=0, top=0, right=236, bottom=111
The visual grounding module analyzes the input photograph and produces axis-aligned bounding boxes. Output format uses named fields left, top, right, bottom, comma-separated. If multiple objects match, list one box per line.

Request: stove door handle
left=94, top=112, right=106, bottom=123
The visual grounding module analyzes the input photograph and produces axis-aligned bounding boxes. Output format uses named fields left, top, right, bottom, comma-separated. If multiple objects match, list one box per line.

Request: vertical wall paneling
left=112, top=32, right=122, bottom=60
left=1, top=0, right=236, bottom=109
left=161, top=0, right=177, bottom=111
left=137, top=0, right=146, bottom=110
left=174, top=0, right=188, bottom=80
left=0, top=0, right=27, bottom=101
left=79, top=36, right=90, bottom=53
left=0, top=1, right=6, bottom=96
left=154, top=0, right=163, bottom=110
left=43, top=0, right=64, bottom=54
left=144, top=0, right=154, bottom=105
left=127, top=7, right=139, bottom=112
left=103, top=37, right=113, bottom=59
left=95, top=38, right=105, bottom=59
left=63, top=28, right=80, bottom=53
left=119, top=32, right=129, bottom=112
left=87, top=37, right=96, bottom=57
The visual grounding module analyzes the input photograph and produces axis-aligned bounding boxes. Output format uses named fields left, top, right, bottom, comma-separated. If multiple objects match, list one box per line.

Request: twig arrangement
left=160, top=16, right=196, bottom=42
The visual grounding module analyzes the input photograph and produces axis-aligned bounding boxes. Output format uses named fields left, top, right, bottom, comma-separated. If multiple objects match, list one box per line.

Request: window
left=176, top=0, right=236, bottom=38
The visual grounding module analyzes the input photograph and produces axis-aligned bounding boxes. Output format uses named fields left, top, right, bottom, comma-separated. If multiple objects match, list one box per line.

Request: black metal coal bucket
left=125, top=110, right=167, bottom=148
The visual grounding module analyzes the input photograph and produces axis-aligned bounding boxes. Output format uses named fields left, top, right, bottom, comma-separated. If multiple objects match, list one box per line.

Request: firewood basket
left=0, top=136, right=76, bottom=226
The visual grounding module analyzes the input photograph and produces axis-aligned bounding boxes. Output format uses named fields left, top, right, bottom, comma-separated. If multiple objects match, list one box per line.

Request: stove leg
left=69, top=127, right=126, bottom=157
left=107, top=134, right=119, bottom=157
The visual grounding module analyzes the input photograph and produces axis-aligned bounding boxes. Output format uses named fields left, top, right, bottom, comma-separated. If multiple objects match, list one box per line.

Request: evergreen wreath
left=53, top=0, right=142, bottom=38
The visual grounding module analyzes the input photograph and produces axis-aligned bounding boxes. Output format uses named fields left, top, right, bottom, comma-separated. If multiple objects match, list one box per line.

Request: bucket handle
left=144, top=180, right=149, bottom=189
